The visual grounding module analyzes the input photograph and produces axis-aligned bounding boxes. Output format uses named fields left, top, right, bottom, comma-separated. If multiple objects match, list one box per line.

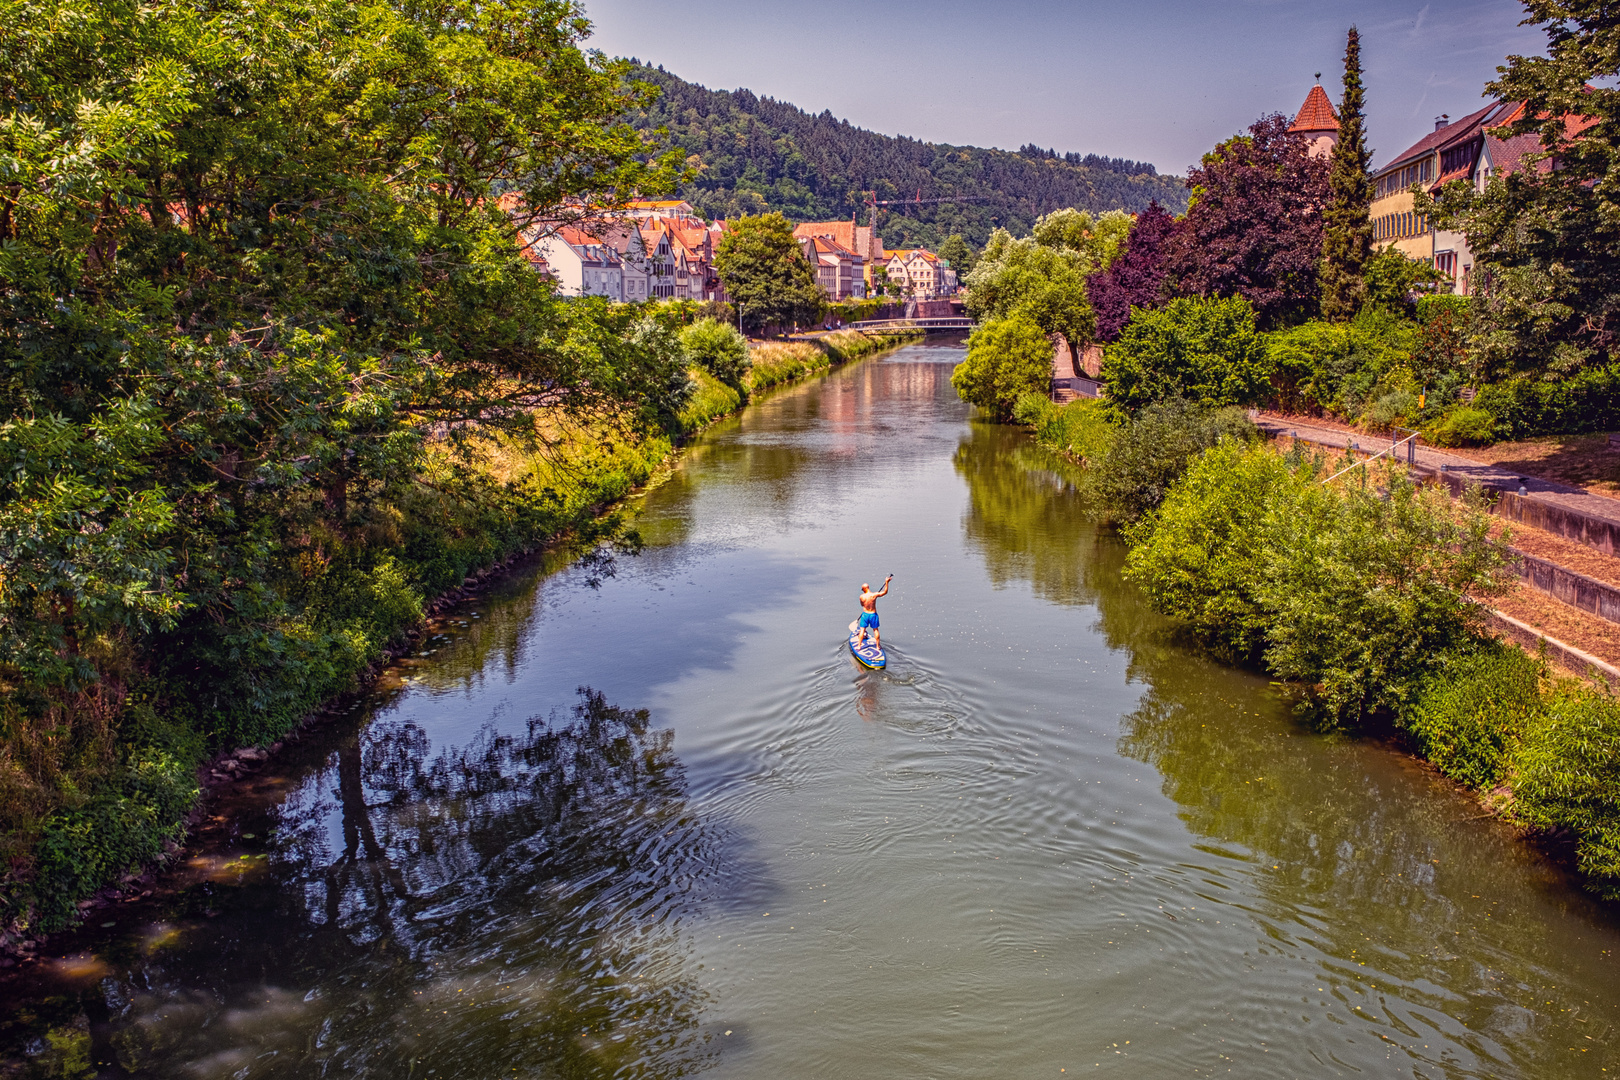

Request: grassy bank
left=678, top=329, right=919, bottom=432
left=1020, top=393, right=1620, bottom=900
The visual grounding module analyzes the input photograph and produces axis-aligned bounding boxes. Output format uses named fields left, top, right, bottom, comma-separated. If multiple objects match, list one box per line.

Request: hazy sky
left=583, top=0, right=1546, bottom=176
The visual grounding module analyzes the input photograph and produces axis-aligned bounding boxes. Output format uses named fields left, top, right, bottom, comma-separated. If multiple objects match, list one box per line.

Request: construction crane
left=862, top=191, right=992, bottom=234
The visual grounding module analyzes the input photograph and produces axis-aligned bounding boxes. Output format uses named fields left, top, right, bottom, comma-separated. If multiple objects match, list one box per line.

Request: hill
left=625, top=65, right=1189, bottom=250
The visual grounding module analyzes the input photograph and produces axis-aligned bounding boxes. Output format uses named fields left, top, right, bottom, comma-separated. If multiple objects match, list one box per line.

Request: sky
left=583, top=0, right=1547, bottom=176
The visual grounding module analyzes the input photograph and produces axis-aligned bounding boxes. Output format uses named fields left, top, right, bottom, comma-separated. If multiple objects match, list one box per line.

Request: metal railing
left=1320, top=430, right=1421, bottom=485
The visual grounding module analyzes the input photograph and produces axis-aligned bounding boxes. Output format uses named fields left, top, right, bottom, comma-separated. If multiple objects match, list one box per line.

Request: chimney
left=1434, top=114, right=1451, bottom=131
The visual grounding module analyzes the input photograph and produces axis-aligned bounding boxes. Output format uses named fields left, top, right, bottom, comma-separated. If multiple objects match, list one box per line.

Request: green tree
left=965, top=209, right=1132, bottom=347
left=1031, top=208, right=1134, bottom=273
left=951, top=317, right=1054, bottom=422
left=938, top=233, right=978, bottom=278
left=965, top=230, right=1091, bottom=344
left=1259, top=469, right=1509, bottom=725
left=1320, top=29, right=1375, bottom=321
left=713, top=213, right=825, bottom=335
left=0, top=0, right=689, bottom=927
left=1124, top=438, right=1300, bottom=660
left=1100, top=296, right=1271, bottom=415
left=1423, top=0, right=1620, bottom=379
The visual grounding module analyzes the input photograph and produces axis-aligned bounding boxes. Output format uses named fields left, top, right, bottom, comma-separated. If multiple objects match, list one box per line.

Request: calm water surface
left=5, top=341, right=1620, bottom=1078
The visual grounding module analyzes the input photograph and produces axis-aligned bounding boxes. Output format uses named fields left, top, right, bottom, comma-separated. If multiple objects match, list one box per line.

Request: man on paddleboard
left=855, top=575, right=892, bottom=650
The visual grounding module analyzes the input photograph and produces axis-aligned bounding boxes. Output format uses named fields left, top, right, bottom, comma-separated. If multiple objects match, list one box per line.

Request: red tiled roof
left=1484, top=130, right=1545, bottom=178
left=1482, top=108, right=1598, bottom=179
left=1289, top=85, right=1339, bottom=134
left=1377, top=101, right=1503, bottom=174
left=794, top=220, right=859, bottom=250
left=804, top=235, right=858, bottom=257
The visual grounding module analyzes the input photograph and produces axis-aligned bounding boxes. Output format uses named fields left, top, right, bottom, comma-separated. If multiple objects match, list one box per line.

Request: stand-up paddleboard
left=848, top=620, right=886, bottom=669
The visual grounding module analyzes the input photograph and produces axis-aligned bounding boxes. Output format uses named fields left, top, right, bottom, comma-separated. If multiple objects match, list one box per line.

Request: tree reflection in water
left=96, top=689, right=719, bottom=1080
left=953, top=422, right=1107, bottom=609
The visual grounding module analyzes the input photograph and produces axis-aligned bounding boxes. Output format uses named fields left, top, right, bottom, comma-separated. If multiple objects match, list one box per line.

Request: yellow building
left=1369, top=103, right=1508, bottom=291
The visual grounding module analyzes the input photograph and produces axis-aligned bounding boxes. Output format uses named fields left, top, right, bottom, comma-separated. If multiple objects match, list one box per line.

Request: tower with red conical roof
left=1289, top=81, right=1340, bottom=160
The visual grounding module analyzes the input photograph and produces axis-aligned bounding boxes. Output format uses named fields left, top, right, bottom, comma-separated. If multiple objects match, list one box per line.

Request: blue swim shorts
left=857, top=611, right=879, bottom=629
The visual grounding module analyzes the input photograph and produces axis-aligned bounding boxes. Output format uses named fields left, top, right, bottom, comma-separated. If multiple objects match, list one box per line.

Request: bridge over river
left=849, top=316, right=974, bottom=332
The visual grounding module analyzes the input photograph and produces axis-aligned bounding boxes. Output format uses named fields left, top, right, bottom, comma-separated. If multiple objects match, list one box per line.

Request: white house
left=531, top=226, right=624, bottom=300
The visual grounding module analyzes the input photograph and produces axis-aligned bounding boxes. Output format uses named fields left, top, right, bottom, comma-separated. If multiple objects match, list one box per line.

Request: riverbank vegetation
left=0, top=0, right=921, bottom=939
left=1017, top=389, right=1620, bottom=897
left=678, top=328, right=916, bottom=430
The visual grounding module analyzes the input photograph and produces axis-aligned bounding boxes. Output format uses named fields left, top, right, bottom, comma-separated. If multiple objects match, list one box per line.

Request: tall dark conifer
left=1320, top=27, right=1374, bottom=321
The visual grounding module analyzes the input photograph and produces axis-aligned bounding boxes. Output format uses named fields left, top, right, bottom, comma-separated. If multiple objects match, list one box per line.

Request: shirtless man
left=854, top=575, right=893, bottom=650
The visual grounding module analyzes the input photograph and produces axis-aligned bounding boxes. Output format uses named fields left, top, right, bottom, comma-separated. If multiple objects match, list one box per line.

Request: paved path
left=1256, top=414, right=1620, bottom=531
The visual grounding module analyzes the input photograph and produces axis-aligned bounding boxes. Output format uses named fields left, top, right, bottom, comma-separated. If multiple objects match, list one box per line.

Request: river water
left=4, top=340, right=1620, bottom=1078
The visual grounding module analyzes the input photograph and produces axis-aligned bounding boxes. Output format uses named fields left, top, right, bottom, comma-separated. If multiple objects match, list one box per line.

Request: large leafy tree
left=1320, top=28, right=1376, bottom=321
left=1167, top=115, right=1331, bottom=329
left=951, top=317, right=1055, bottom=422
left=1424, top=0, right=1620, bottom=379
left=938, top=234, right=978, bottom=278
left=713, top=213, right=825, bottom=335
left=0, top=0, right=687, bottom=924
left=1087, top=201, right=1179, bottom=342
left=965, top=208, right=1132, bottom=347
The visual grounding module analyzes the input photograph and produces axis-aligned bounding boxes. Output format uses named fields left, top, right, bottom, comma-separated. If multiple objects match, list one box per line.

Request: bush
left=677, top=368, right=744, bottom=432
left=1364, top=245, right=1446, bottom=316
left=1093, top=398, right=1257, bottom=522
left=1403, top=642, right=1546, bottom=789
left=1017, top=392, right=1117, bottom=464
left=1124, top=439, right=1302, bottom=661
left=1474, top=365, right=1620, bottom=440
left=1259, top=469, right=1511, bottom=726
left=1264, top=310, right=1416, bottom=419
left=1101, top=296, right=1271, bottom=416
left=1513, top=686, right=1620, bottom=897
left=1426, top=405, right=1496, bottom=447
left=680, top=318, right=751, bottom=387
left=951, top=317, right=1056, bottom=422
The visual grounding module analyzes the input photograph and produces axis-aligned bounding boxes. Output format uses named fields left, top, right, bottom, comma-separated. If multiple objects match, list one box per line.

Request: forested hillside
left=627, top=65, right=1188, bottom=249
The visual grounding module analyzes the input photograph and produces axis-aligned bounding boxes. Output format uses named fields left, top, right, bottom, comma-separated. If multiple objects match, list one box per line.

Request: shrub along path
left=1259, top=414, right=1620, bottom=544
left=1259, top=413, right=1620, bottom=678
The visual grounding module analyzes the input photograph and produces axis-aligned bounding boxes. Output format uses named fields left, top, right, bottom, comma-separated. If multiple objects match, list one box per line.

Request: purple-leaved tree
left=1167, top=114, right=1330, bottom=328
left=1087, top=200, right=1178, bottom=342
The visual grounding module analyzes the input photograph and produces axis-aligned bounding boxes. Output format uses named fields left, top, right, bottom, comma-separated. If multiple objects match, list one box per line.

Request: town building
left=1369, top=104, right=1498, bottom=290
left=591, top=222, right=674, bottom=300
left=510, top=198, right=731, bottom=303
left=529, top=226, right=625, bottom=300
left=884, top=249, right=956, bottom=299
left=794, top=219, right=885, bottom=293
left=617, top=205, right=729, bottom=302
left=798, top=235, right=866, bottom=299
left=622, top=199, right=699, bottom=219
left=1289, top=82, right=1340, bottom=159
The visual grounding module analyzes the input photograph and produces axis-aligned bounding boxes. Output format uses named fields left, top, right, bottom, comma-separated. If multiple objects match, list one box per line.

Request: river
left=4, top=339, right=1619, bottom=1078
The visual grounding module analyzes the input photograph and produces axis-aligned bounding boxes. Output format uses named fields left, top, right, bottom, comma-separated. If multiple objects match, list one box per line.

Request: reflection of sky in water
left=6, top=341, right=1620, bottom=1080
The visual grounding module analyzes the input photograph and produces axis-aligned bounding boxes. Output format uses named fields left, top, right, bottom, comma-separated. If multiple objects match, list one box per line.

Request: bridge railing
left=850, top=317, right=975, bottom=332
left=1053, top=376, right=1104, bottom=399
